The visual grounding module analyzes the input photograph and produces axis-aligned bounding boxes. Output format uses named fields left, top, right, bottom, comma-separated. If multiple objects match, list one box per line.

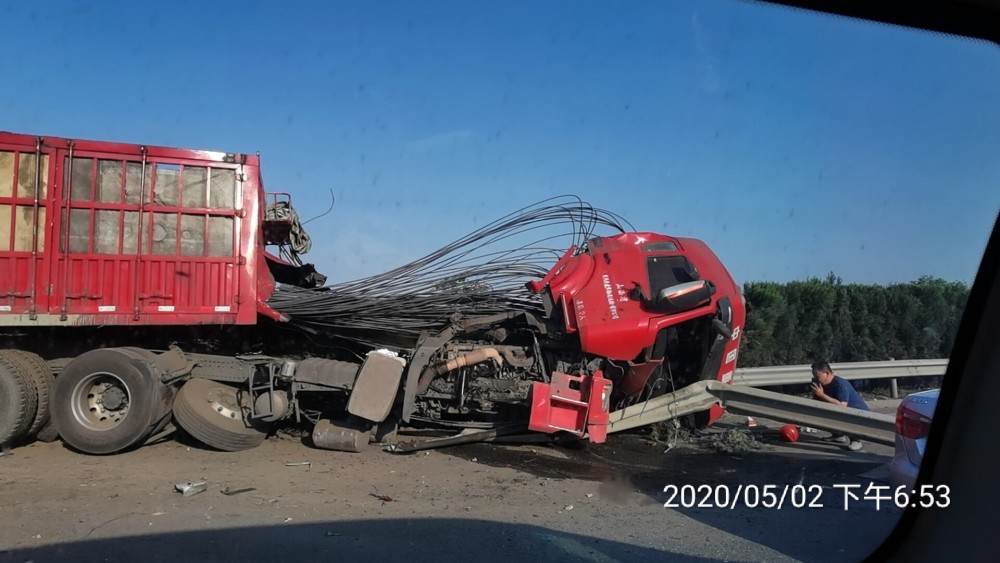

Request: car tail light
left=896, top=403, right=933, bottom=439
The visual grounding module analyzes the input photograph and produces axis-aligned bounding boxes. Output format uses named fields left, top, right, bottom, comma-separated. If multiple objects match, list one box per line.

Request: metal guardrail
left=732, top=359, right=948, bottom=387
left=607, top=380, right=897, bottom=445
left=712, top=384, right=896, bottom=445
left=605, top=359, right=943, bottom=443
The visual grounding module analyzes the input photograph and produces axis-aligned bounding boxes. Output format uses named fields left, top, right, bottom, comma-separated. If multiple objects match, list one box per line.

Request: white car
left=889, top=389, right=939, bottom=488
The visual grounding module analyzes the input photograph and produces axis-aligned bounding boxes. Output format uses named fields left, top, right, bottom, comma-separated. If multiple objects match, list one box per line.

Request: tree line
left=737, top=274, right=970, bottom=368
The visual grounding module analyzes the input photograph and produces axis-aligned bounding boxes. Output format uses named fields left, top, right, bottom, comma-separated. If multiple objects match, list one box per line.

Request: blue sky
left=2, top=0, right=998, bottom=286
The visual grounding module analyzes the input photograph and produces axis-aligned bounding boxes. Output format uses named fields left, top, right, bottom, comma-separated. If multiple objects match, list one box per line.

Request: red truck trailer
left=0, top=131, right=745, bottom=456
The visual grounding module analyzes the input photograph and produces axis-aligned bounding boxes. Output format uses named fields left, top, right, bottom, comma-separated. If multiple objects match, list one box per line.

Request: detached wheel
left=173, top=378, right=267, bottom=452
left=2, top=350, right=54, bottom=440
left=0, top=354, right=38, bottom=448
left=51, top=348, right=172, bottom=455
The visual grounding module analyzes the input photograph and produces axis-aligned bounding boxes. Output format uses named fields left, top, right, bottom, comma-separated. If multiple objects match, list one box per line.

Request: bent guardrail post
left=606, top=380, right=720, bottom=435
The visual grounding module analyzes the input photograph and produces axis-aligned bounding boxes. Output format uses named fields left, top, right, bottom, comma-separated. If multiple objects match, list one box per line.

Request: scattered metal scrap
left=221, top=486, right=257, bottom=496
left=385, top=424, right=531, bottom=454
left=174, top=481, right=207, bottom=497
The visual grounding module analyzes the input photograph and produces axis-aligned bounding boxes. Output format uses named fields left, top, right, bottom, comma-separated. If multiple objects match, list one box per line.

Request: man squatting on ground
left=810, top=360, right=869, bottom=451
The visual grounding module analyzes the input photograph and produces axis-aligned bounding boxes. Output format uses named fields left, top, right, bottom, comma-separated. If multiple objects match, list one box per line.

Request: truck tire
left=118, top=347, right=176, bottom=431
left=35, top=357, right=73, bottom=443
left=50, top=348, right=171, bottom=455
left=173, top=378, right=267, bottom=452
left=0, top=354, right=38, bottom=449
left=2, top=350, right=54, bottom=440
left=35, top=420, right=60, bottom=443
left=47, top=357, right=73, bottom=376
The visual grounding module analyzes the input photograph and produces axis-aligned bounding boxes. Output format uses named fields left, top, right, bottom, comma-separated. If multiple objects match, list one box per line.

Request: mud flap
left=529, top=371, right=612, bottom=443
left=348, top=351, right=407, bottom=423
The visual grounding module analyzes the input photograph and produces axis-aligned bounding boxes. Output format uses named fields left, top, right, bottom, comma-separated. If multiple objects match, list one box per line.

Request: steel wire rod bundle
left=267, top=195, right=633, bottom=347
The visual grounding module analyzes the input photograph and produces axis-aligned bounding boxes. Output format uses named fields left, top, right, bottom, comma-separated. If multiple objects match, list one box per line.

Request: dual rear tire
left=0, top=352, right=39, bottom=449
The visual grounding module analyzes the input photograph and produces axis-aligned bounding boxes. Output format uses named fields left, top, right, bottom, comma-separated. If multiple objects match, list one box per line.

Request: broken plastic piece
left=175, top=481, right=207, bottom=497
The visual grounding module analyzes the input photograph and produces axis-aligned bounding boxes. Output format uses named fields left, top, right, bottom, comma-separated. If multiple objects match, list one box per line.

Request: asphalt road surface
left=0, top=406, right=904, bottom=563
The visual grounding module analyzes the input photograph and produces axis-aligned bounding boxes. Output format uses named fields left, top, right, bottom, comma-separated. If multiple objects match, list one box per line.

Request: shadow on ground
left=0, top=518, right=712, bottom=563
left=442, top=423, right=902, bottom=563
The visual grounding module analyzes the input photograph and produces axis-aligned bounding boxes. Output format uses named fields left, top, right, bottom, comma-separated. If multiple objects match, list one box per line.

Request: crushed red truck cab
left=526, top=232, right=745, bottom=440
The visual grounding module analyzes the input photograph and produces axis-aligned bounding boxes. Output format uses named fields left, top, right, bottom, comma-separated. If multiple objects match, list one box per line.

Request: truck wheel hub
left=101, top=386, right=128, bottom=410
left=206, top=389, right=241, bottom=420
left=71, top=372, right=131, bottom=431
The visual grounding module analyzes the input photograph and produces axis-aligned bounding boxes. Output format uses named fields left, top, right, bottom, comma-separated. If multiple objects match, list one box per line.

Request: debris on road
left=707, top=429, right=764, bottom=454
left=220, top=486, right=257, bottom=496
left=174, top=481, right=207, bottom=497
left=649, top=420, right=691, bottom=449
left=285, top=462, right=312, bottom=468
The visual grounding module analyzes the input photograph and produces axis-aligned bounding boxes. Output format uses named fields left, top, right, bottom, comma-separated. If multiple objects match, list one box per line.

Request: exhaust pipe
left=417, top=348, right=504, bottom=394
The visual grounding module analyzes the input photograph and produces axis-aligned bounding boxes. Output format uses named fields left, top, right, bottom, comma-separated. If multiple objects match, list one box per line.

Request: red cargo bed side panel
left=0, top=132, right=264, bottom=327
left=0, top=138, right=52, bottom=317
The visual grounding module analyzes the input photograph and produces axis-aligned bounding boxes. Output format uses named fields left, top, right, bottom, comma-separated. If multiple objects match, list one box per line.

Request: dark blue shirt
left=823, top=376, right=869, bottom=410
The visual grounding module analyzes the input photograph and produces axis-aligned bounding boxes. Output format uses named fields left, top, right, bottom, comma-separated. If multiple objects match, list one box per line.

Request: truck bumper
left=528, top=371, right=612, bottom=443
